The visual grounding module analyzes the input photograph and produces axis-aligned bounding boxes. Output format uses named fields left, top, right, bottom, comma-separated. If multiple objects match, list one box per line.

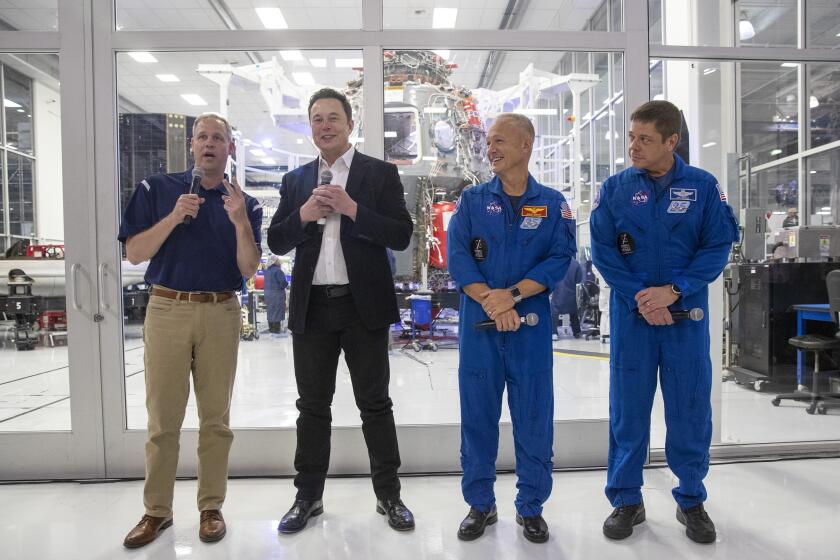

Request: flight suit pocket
left=662, top=356, right=710, bottom=420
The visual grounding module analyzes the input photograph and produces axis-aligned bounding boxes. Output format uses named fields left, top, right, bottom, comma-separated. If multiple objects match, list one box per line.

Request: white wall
left=33, top=80, right=63, bottom=243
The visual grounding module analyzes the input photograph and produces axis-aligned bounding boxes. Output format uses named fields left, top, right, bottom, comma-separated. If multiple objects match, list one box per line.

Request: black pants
left=291, top=289, right=401, bottom=501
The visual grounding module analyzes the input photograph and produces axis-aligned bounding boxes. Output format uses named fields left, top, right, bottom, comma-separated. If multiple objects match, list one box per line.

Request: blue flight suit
left=589, top=154, right=738, bottom=510
left=447, top=174, right=576, bottom=516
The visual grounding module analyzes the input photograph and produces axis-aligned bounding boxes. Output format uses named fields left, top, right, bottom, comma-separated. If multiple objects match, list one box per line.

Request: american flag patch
left=717, top=183, right=727, bottom=202
left=561, top=202, right=573, bottom=219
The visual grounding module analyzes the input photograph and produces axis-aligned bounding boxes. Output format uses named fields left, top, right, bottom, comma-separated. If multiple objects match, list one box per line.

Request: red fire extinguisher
left=429, top=201, right=457, bottom=269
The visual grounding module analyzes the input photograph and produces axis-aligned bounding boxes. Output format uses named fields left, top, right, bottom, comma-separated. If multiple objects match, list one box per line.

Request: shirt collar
left=319, top=145, right=355, bottom=172
left=186, top=167, right=229, bottom=193
left=629, top=153, right=686, bottom=181
left=488, top=173, right=540, bottom=201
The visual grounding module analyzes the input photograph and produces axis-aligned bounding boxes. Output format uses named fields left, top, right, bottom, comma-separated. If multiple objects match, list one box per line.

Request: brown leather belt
left=151, top=287, right=236, bottom=303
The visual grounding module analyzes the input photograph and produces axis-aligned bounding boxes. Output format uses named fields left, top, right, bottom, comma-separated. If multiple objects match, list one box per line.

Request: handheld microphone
left=316, top=169, right=333, bottom=231
left=635, top=307, right=704, bottom=322
left=474, top=312, right=539, bottom=331
left=183, top=167, right=205, bottom=225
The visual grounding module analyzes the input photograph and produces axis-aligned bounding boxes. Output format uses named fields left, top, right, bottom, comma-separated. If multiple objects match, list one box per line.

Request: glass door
left=0, top=0, right=105, bottom=479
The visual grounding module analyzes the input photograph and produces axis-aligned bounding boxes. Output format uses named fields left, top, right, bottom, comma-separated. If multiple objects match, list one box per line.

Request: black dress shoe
left=515, top=513, right=549, bottom=543
left=603, top=502, right=646, bottom=540
left=376, top=498, right=415, bottom=531
left=676, top=504, right=716, bottom=544
left=457, top=506, right=498, bottom=541
left=277, top=499, right=324, bottom=534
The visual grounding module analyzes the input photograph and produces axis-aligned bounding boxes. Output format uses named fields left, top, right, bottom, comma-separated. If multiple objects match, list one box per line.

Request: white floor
left=2, top=320, right=840, bottom=447
left=1, top=458, right=838, bottom=560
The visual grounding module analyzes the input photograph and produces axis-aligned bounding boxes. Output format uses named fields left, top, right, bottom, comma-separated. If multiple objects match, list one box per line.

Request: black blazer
left=267, top=151, right=413, bottom=333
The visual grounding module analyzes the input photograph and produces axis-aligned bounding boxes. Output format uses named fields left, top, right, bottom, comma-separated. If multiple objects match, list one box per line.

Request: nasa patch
left=670, top=187, right=697, bottom=201
left=486, top=202, right=503, bottom=215
left=667, top=200, right=691, bottom=214
left=631, top=190, right=649, bottom=206
left=520, top=217, right=542, bottom=229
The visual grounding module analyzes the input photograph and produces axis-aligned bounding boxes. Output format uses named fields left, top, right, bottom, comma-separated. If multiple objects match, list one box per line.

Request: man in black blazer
left=267, top=88, right=415, bottom=533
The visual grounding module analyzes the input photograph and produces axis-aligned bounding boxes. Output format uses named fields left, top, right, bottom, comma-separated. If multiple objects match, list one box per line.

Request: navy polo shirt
left=118, top=169, right=263, bottom=292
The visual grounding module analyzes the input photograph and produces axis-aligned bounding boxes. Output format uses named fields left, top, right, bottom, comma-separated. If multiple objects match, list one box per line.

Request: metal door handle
left=97, top=263, right=111, bottom=311
left=70, top=262, right=82, bottom=311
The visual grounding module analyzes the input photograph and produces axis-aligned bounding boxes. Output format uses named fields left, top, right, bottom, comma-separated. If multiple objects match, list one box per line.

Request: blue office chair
left=772, top=269, right=840, bottom=414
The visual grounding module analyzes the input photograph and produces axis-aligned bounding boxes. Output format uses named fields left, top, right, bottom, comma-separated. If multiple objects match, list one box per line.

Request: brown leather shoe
left=199, top=509, right=226, bottom=543
left=123, top=515, right=173, bottom=548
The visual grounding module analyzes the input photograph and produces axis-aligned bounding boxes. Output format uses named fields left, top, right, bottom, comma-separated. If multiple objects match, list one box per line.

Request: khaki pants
left=142, top=292, right=241, bottom=517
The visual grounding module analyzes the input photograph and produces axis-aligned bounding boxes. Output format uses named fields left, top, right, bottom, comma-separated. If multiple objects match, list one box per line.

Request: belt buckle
left=326, top=286, right=335, bottom=298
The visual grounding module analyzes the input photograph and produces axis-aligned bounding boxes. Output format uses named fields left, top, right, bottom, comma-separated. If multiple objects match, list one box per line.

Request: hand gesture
left=300, top=194, right=335, bottom=224
left=494, top=308, right=522, bottom=332
left=313, top=185, right=358, bottom=219
left=635, top=286, right=679, bottom=313
left=222, top=177, right=248, bottom=227
left=639, top=306, right=674, bottom=326
left=480, top=288, right=515, bottom=319
left=170, top=193, right=204, bottom=223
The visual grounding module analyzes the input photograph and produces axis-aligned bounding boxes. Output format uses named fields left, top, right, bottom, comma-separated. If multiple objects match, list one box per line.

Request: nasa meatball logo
left=617, top=232, right=635, bottom=256
left=471, top=238, right=488, bottom=261
left=631, top=190, right=649, bottom=205
left=486, top=202, right=503, bottom=215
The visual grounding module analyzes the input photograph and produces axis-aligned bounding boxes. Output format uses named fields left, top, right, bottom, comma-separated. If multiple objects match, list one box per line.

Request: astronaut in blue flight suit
left=447, top=113, right=576, bottom=544
left=590, top=101, right=738, bottom=544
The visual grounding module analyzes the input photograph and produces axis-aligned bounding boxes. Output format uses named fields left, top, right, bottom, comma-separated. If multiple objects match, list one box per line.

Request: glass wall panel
left=806, top=148, right=840, bottom=226
left=383, top=0, right=624, bottom=31
left=0, top=55, right=68, bottom=431
left=116, top=49, right=363, bottom=429
left=736, top=0, right=798, bottom=47
left=809, top=63, right=840, bottom=149
left=741, top=62, right=798, bottom=166
left=4, top=65, right=34, bottom=155
left=116, top=0, right=363, bottom=30
left=806, top=0, right=840, bottom=48
left=382, top=49, right=624, bottom=423
left=649, top=0, right=732, bottom=47
left=0, top=1, right=58, bottom=31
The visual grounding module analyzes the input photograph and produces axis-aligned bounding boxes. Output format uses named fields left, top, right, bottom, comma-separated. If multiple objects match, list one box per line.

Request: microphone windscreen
left=524, top=313, right=539, bottom=327
left=320, top=169, right=333, bottom=184
left=689, top=308, right=704, bottom=321
left=192, top=167, right=205, bottom=180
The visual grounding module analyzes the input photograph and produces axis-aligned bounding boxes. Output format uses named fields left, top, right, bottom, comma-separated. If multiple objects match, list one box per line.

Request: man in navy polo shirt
left=119, top=113, right=262, bottom=548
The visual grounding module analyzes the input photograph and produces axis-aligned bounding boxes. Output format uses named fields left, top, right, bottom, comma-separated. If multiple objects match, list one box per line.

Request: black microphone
left=183, top=167, right=204, bottom=225
left=475, top=312, right=539, bottom=331
left=316, top=169, right=333, bottom=231
left=635, top=307, right=704, bottom=322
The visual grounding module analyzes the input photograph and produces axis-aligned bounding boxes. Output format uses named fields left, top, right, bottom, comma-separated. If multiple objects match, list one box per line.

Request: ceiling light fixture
left=279, top=50, right=304, bottom=61
left=128, top=51, right=158, bottom=63
left=156, top=74, right=180, bottom=82
left=739, top=13, right=756, bottom=41
left=432, top=8, right=458, bottom=29
left=255, top=7, right=287, bottom=29
left=180, top=94, right=207, bottom=106
left=335, top=58, right=363, bottom=68
left=810, top=95, right=820, bottom=109
left=292, top=72, right=316, bottom=86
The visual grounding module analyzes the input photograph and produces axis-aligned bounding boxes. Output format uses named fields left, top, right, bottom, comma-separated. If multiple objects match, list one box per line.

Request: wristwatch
left=670, top=283, right=683, bottom=297
left=509, top=286, right=523, bottom=303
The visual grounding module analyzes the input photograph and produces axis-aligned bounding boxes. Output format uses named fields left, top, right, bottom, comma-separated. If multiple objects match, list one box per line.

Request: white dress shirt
left=312, top=145, right=355, bottom=285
